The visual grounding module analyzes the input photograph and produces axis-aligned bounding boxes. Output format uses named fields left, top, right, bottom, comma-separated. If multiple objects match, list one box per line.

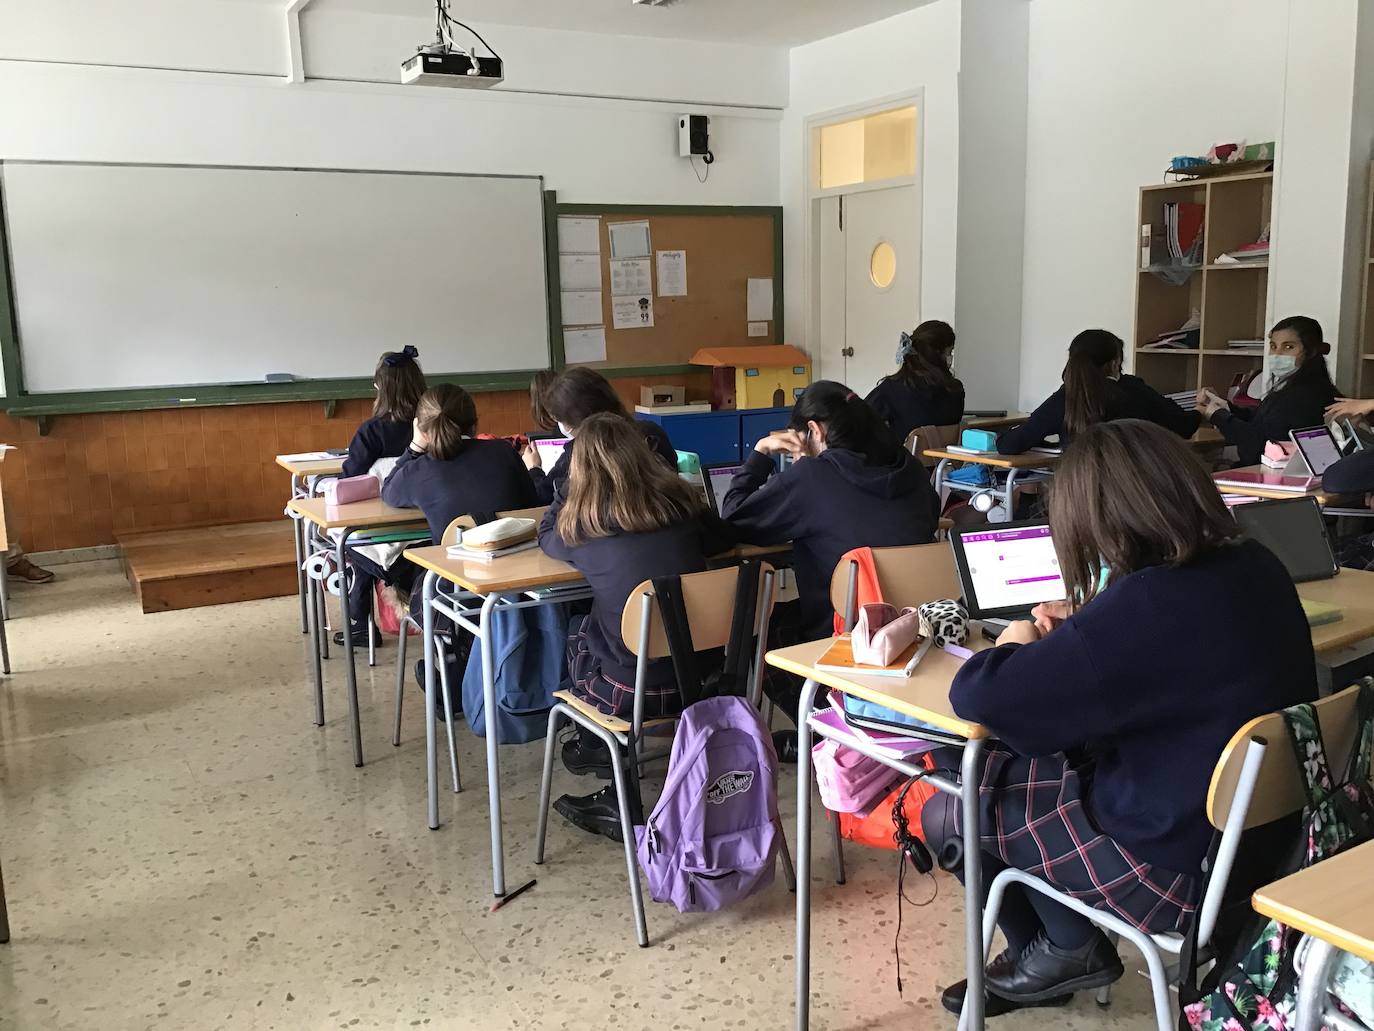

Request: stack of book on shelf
left=1216, top=226, right=1270, bottom=264
left=1226, top=338, right=1266, bottom=354
left=1141, top=201, right=1205, bottom=270
left=1142, top=311, right=1201, bottom=350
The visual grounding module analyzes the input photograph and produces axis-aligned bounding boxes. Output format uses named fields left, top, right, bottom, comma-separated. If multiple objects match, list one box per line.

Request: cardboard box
left=639, top=384, right=685, bottom=408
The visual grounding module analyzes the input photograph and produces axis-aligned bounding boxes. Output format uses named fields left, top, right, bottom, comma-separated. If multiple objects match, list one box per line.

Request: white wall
left=779, top=0, right=961, bottom=380
left=1018, top=0, right=1290, bottom=409
left=0, top=2, right=785, bottom=206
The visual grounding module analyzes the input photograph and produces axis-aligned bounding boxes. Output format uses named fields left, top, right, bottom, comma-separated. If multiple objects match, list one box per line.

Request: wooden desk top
left=404, top=541, right=791, bottom=597
left=923, top=448, right=1062, bottom=470
left=288, top=496, right=427, bottom=531
left=1252, top=840, right=1374, bottom=962
left=1299, top=568, right=1374, bottom=654
left=765, top=637, right=990, bottom=740
left=1213, top=466, right=1344, bottom=504
left=964, top=413, right=1028, bottom=430
left=276, top=455, right=346, bottom=477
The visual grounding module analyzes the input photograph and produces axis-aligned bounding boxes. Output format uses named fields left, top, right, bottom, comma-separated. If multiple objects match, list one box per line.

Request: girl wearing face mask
left=865, top=319, right=965, bottom=442
left=1196, top=315, right=1339, bottom=467
left=999, top=330, right=1199, bottom=455
left=520, top=367, right=678, bottom=504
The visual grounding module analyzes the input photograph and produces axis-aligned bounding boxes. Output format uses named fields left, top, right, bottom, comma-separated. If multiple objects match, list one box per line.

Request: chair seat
left=552, top=690, right=677, bottom=736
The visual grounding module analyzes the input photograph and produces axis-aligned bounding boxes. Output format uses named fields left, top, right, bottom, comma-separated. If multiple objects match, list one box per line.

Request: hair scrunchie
left=383, top=345, right=420, bottom=367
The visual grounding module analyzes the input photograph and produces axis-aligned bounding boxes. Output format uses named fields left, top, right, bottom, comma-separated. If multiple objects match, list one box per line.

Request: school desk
left=288, top=495, right=427, bottom=767
left=403, top=540, right=789, bottom=901
left=1252, top=839, right=1374, bottom=1031
left=277, top=455, right=346, bottom=636
left=963, top=413, right=1028, bottom=431
left=1298, top=568, right=1374, bottom=656
left=926, top=448, right=1060, bottom=516
left=766, top=637, right=994, bottom=1031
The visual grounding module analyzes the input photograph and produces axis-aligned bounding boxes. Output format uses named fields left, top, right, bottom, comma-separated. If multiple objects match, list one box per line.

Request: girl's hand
left=1195, top=388, right=1228, bottom=419
left=410, top=418, right=429, bottom=452
left=521, top=443, right=542, bottom=470
left=1031, top=600, right=1071, bottom=636
left=996, top=620, right=1041, bottom=646
left=754, top=429, right=805, bottom=458
left=1326, top=397, right=1374, bottom=421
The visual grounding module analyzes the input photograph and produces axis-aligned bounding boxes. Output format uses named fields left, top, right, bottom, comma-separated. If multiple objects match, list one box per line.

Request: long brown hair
left=1061, top=329, right=1124, bottom=438
left=373, top=347, right=427, bottom=423
left=895, top=320, right=960, bottom=392
left=529, top=369, right=558, bottom=432
left=542, top=367, right=629, bottom=431
left=1049, top=419, right=1238, bottom=607
left=415, top=383, right=477, bottom=462
left=556, top=413, right=701, bottom=545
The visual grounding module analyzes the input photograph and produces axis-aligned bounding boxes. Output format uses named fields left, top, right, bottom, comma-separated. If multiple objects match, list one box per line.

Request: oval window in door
left=869, top=241, right=897, bottom=290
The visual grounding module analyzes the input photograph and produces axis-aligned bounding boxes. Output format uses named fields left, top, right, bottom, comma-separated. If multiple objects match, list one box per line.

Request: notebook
left=1301, top=599, right=1344, bottom=628
left=1213, top=470, right=1318, bottom=494
left=814, top=635, right=932, bottom=679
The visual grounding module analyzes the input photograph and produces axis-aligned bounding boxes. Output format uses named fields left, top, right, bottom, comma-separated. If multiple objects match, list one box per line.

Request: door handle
left=840, top=347, right=855, bottom=358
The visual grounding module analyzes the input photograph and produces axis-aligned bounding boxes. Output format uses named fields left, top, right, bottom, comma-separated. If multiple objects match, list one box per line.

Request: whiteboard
left=1, top=162, right=550, bottom=392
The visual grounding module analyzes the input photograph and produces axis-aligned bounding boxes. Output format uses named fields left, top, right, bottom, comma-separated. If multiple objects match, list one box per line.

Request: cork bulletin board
left=551, top=202, right=784, bottom=372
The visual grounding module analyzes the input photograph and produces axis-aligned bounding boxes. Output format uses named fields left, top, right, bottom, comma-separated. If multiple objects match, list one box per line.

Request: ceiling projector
left=402, top=0, right=503, bottom=88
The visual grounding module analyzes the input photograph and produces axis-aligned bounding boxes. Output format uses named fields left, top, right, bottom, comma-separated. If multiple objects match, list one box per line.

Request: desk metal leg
left=307, top=555, right=325, bottom=727
left=291, top=475, right=308, bottom=635
left=423, top=573, right=440, bottom=831
left=795, top=679, right=819, bottom=1031
left=336, top=530, right=364, bottom=768
left=1295, top=937, right=1338, bottom=1031
left=934, top=458, right=951, bottom=502
left=480, top=592, right=506, bottom=898
left=957, top=738, right=988, bottom=1031
left=1001, top=468, right=1019, bottom=521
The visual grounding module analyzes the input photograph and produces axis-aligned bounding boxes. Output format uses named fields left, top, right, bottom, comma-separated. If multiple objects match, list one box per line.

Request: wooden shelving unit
left=1356, top=162, right=1374, bottom=396
left=1132, top=171, right=1273, bottom=396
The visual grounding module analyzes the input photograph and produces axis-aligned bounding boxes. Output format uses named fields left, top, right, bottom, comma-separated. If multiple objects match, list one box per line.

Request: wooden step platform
left=116, top=521, right=299, bottom=613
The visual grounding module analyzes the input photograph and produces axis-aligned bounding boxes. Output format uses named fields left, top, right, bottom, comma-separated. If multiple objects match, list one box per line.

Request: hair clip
left=383, top=345, right=420, bottom=367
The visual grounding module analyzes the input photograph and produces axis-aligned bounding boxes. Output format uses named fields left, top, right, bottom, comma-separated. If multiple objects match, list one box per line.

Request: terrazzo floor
left=0, top=561, right=1165, bottom=1030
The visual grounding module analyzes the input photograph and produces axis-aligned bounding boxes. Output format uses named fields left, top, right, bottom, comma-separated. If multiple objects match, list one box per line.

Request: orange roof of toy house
left=689, top=345, right=811, bottom=367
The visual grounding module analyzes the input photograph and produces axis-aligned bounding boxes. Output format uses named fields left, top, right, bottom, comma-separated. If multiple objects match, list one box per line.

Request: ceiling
left=279, top=0, right=936, bottom=47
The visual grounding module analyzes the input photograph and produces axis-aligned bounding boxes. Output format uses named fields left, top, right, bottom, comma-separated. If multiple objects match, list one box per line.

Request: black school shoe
left=940, top=949, right=1073, bottom=1017
left=332, top=623, right=379, bottom=648
left=986, top=930, right=1124, bottom=1003
left=561, top=731, right=613, bottom=779
left=553, top=786, right=643, bottom=843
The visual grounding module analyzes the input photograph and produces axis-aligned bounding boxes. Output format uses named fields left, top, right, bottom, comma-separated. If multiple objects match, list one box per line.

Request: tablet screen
left=954, top=523, right=1066, bottom=614
left=1292, top=426, right=1342, bottom=475
left=533, top=436, right=570, bottom=471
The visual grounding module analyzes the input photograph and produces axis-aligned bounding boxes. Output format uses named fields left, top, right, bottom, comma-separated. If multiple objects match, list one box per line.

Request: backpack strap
left=717, top=559, right=761, bottom=700
left=1280, top=701, right=1336, bottom=812
left=651, top=575, right=705, bottom=709
left=1341, top=679, right=1374, bottom=788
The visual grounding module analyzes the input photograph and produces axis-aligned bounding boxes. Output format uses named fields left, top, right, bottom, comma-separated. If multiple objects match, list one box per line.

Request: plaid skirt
left=566, top=615, right=682, bottom=721
left=958, top=742, right=1200, bottom=936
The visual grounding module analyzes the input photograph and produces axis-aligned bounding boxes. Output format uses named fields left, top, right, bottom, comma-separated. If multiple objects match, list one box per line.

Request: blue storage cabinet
left=638, top=407, right=791, bottom=465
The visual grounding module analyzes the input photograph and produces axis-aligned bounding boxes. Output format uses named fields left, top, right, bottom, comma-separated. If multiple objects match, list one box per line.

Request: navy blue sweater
left=950, top=539, right=1317, bottom=873
left=999, top=374, right=1200, bottom=454
left=342, top=416, right=413, bottom=478
left=381, top=440, right=538, bottom=543
left=539, top=497, right=737, bottom=685
left=723, top=447, right=941, bottom=640
left=1211, top=359, right=1338, bottom=466
left=530, top=420, right=677, bottom=506
left=1323, top=448, right=1374, bottom=495
left=866, top=376, right=966, bottom=443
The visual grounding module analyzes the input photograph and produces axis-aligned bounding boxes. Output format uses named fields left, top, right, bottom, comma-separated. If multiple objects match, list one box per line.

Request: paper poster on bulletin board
left=612, top=295, right=654, bottom=329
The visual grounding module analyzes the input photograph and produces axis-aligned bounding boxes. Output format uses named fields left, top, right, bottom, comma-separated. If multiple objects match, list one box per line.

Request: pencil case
left=462, top=517, right=537, bottom=552
left=960, top=428, right=998, bottom=451
left=851, top=603, right=921, bottom=666
left=323, top=474, right=379, bottom=506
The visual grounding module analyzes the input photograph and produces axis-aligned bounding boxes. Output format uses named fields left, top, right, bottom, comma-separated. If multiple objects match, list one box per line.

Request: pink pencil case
left=323, top=474, right=379, bottom=506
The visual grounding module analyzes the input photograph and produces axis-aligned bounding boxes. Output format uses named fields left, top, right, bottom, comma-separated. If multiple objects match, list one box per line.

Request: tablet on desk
left=1232, top=497, right=1339, bottom=582
left=704, top=462, right=745, bottom=514
left=1290, top=426, right=1342, bottom=476
left=530, top=434, right=571, bottom=472
left=949, top=521, right=1068, bottom=621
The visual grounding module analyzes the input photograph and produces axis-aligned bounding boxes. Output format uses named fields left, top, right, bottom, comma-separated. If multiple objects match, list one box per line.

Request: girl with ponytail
left=999, top=329, right=1198, bottom=454
left=866, top=319, right=966, bottom=441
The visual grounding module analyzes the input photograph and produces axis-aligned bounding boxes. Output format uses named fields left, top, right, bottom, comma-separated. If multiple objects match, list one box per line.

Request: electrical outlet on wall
left=747, top=322, right=769, bottom=337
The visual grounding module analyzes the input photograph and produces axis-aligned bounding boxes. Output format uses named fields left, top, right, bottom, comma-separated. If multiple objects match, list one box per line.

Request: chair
left=964, top=683, right=1370, bottom=1031
left=390, top=515, right=472, bottom=794
left=820, top=542, right=966, bottom=883
left=532, top=562, right=789, bottom=947
left=905, top=424, right=962, bottom=467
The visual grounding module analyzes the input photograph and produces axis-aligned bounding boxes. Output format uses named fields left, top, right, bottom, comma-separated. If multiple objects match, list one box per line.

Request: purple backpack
left=635, top=695, right=781, bottom=912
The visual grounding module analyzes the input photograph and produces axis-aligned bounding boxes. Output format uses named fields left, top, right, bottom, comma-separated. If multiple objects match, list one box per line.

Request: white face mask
left=1265, top=354, right=1298, bottom=392
left=557, top=421, right=573, bottom=438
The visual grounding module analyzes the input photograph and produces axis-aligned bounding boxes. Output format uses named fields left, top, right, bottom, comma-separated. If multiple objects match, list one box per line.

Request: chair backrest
left=442, top=506, right=548, bottom=546
left=1207, top=683, right=1367, bottom=831
left=827, top=542, right=962, bottom=626
left=619, top=563, right=777, bottom=660
left=904, top=424, right=961, bottom=467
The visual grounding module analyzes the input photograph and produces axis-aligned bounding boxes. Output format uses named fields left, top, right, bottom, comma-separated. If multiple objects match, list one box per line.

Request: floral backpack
left=1179, top=681, right=1374, bottom=1031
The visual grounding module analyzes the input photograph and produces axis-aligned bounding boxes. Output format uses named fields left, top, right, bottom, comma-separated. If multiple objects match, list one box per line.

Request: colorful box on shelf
left=689, top=345, right=811, bottom=411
